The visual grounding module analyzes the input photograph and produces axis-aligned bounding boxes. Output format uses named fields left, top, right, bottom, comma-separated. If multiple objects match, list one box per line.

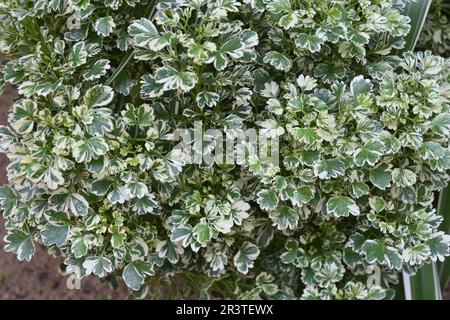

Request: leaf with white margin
left=256, top=189, right=279, bottom=211
left=49, top=191, right=89, bottom=217
left=269, top=205, right=299, bottom=230
left=94, top=16, right=116, bottom=37
left=83, top=85, right=114, bottom=108
left=313, top=159, right=345, bottom=180
left=11, top=99, right=37, bottom=134
left=171, top=223, right=194, bottom=248
left=156, top=240, right=183, bottom=264
left=123, top=260, right=154, bottom=291
left=0, top=185, right=18, bottom=218
left=326, top=196, right=360, bottom=217
left=350, top=75, right=373, bottom=97
left=83, top=256, right=113, bottom=277
left=130, top=194, right=159, bottom=215
left=263, top=51, right=292, bottom=72
left=290, top=186, right=314, bottom=207
left=107, top=185, right=130, bottom=204
left=154, top=66, right=198, bottom=92
left=418, top=141, right=445, bottom=160
left=192, top=218, right=213, bottom=245
left=0, top=126, right=16, bottom=152
left=30, top=166, right=65, bottom=190
left=207, top=37, right=245, bottom=70
left=234, top=241, right=260, bottom=275
left=391, top=168, right=417, bottom=187
left=128, top=18, right=169, bottom=51
left=121, top=103, right=155, bottom=127
left=72, top=137, right=109, bottom=163
left=71, top=236, right=89, bottom=258
left=361, top=240, right=402, bottom=270
left=41, top=224, right=70, bottom=247
left=426, top=232, right=450, bottom=262
left=295, top=33, right=323, bottom=52
left=68, top=41, right=87, bottom=68
left=353, top=140, right=385, bottom=167
left=125, top=181, right=149, bottom=199
left=83, top=59, right=111, bottom=81
left=369, top=164, right=392, bottom=190
left=402, top=244, right=430, bottom=266
left=4, top=229, right=35, bottom=261
left=430, top=113, right=450, bottom=136
left=196, top=91, right=220, bottom=110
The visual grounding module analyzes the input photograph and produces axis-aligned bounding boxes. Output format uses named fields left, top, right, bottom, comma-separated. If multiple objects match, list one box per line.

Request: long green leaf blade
left=438, top=186, right=450, bottom=290
left=403, top=0, right=433, bottom=51
left=404, top=263, right=442, bottom=300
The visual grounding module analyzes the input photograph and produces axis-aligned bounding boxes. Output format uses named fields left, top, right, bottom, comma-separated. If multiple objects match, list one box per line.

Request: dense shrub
left=0, top=0, right=449, bottom=299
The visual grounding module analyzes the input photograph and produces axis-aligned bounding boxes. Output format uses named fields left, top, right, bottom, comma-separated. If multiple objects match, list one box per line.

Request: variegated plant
left=0, top=0, right=449, bottom=300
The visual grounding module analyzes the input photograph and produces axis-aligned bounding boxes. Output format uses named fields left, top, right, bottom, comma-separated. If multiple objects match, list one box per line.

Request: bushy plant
left=0, top=0, right=449, bottom=300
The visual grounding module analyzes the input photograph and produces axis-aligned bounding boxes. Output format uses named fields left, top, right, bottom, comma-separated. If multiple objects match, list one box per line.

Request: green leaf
left=326, top=196, right=360, bottom=217
left=290, top=186, right=314, bottom=206
left=94, top=16, right=116, bottom=37
left=369, top=164, right=392, bottom=190
left=4, top=229, right=35, bottom=261
left=111, top=227, right=127, bottom=249
left=83, top=256, right=113, bottom=277
left=208, top=38, right=245, bottom=70
left=123, top=260, right=154, bottom=291
left=73, top=137, right=109, bottom=163
left=418, top=141, right=445, bottom=160
left=49, top=191, right=89, bottom=217
left=154, top=66, right=198, bottom=92
left=313, top=159, right=346, bottom=180
left=0, top=186, right=18, bottom=218
left=263, top=51, right=292, bottom=72
left=430, top=113, right=450, bottom=137
left=83, top=59, right=111, bottom=81
left=192, top=218, right=213, bottom=245
left=68, top=41, right=87, bottom=68
left=121, top=103, right=154, bottom=126
left=294, top=127, right=320, bottom=145
left=269, top=205, right=299, bottom=230
left=83, top=85, right=114, bottom=108
left=392, top=168, right=417, bottom=187
left=353, top=140, right=385, bottom=167
left=196, top=91, right=220, bottom=110
left=295, top=33, right=323, bottom=52
left=256, top=189, right=279, bottom=211
left=362, top=239, right=402, bottom=270
left=128, top=18, right=169, bottom=51
left=233, top=241, right=260, bottom=275
left=71, top=236, right=89, bottom=258
left=350, top=75, right=373, bottom=97
left=41, top=224, right=70, bottom=247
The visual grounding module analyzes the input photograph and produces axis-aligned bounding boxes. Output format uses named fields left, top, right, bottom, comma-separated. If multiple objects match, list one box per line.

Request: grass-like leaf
left=404, top=263, right=442, bottom=300
left=403, top=0, right=433, bottom=51
left=438, top=187, right=450, bottom=290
